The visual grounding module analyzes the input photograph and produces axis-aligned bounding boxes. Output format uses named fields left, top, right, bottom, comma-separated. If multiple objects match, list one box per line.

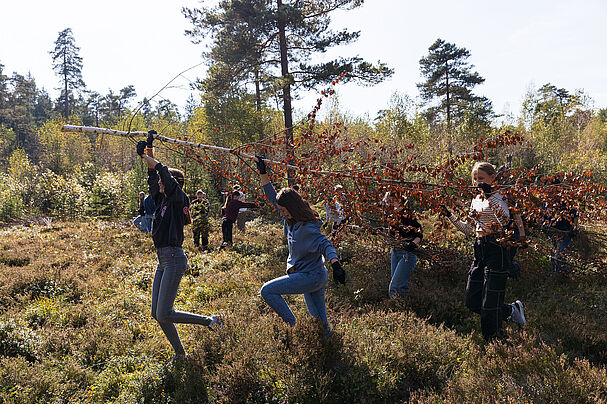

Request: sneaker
left=208, top=315, right=223, bottom=332
left=167, top=353, right=188, bottom=366
left=510, top=300, right=526, bottom=325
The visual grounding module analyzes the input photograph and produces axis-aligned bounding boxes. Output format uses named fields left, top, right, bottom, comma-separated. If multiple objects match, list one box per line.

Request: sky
left=1, top=0, right=606, bottom=123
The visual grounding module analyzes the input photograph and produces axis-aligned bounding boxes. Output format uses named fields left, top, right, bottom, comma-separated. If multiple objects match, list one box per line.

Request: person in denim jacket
left=255, top=156, right=345, bottom=332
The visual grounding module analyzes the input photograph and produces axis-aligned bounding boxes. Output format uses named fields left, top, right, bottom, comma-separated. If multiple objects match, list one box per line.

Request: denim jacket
left=263, top=183, right=338, bottom=274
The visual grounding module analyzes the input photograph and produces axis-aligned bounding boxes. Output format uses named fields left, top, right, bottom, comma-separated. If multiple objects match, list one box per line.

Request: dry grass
left=0, top=217, right=606, bottom=403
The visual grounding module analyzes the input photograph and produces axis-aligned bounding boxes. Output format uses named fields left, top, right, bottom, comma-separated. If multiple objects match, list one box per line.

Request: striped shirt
left=449, top=192, right=510, bottom=236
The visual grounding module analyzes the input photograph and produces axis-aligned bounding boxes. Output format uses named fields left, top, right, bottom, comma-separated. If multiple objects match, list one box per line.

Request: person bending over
left=383, top=191, right=423, bottom=298
left=220, top=190, right=257, bottom=248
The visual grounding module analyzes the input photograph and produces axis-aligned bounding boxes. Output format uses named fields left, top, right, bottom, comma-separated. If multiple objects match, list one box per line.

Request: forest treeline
left=2, top=58, right=607, bottom=223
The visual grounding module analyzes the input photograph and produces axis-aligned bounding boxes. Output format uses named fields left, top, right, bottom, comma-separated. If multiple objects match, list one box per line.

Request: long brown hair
left=276, top=188, right=319, bottom=224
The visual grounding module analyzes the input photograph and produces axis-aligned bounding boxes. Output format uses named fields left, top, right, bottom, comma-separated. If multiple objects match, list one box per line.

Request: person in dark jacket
left=220, top=190, right=257, bottom=248
left=544, top=203, right=578, bottom=274
left=136, top=132, right=220, bottom=360
left=382, top=191, right=423, bottom=297
left=133, top=191, right=155, bottom=233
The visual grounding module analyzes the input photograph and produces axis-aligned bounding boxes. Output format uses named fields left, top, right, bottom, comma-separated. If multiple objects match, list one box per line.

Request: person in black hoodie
left=137, top=132, right=220, bottom=360
left=382, top=191, right=423, bottom=297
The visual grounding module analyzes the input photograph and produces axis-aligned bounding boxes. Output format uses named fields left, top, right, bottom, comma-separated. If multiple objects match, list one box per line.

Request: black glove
left=331, top=261, right=346, bottom=285
left=255, top=155, right=267, bottom=175
left=136, top=140, right=147, bottom=156
left=439, top=205, right=451, bottom=217
left=147, top=130, right=156, bottom=147
left=404, top=241, right=418, bottom=252
left=477, top=182, right=492, bottom=195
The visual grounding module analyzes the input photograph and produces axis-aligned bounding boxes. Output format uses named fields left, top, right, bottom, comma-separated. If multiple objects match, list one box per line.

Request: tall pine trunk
left=277, top=0, right=295, bottom=185
left=63, top=49, right=69, bottom=120
left=445, top=61, right=452, bottom=156
left=254, top=68, right=261, bottom=112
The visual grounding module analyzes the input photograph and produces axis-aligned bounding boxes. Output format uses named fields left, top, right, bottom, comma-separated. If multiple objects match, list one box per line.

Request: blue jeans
left=551, top=236, right=572, bottom=273
left=260, top=268, right=329, bottom=328
left=133, top=214, right=153, bottom=233
left=151, top=247, right=212, bottom=355
left=389, top=248, right=417, bottom=297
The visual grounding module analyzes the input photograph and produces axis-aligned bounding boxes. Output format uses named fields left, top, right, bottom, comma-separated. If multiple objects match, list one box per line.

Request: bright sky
left=1, top=0, right=606, bottom=122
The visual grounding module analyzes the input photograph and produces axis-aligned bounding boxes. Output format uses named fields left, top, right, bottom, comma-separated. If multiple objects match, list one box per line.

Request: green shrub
left=416, top=332, right=607, bottom=403
left=31, top=169, right=88, bottom=217
left=25, top=296, right=62, bottom=328
left=87, top=171, right=131, bottom=218
left=0, top=173, right=24, bottom=221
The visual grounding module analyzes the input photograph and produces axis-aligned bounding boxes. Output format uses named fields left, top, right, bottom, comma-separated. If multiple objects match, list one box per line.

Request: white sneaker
left=168, top=353, right=188, bottom=365
left=208, top=315, right=223, bottom=331
left=510, top=300, right=526, bottom=325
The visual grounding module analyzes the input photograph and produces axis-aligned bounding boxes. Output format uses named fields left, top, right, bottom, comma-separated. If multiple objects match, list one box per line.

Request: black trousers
left=193, top=231, right=208, bottom=247
left=466, top=236, right=511, bottom=340
left=222, top=218, right=234, bottom=243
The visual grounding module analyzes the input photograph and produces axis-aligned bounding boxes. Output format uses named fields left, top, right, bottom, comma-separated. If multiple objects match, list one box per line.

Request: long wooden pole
left=61, top=124, right=302, bottom=172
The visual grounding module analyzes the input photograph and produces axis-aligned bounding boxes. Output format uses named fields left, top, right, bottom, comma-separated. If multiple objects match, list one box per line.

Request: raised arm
left=137, top=130, right=159, bottom=167
left=257, top=156, right=271, bottom=186
left=138, top=131, right=182, bottom=198
left=256, top=156, right=280, bottom=211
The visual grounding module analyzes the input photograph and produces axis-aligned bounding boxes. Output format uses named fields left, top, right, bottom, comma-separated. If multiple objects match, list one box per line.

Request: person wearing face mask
left=440, top=161, right=526, bottom=340
left=136, top=131, right=220, bottom=361
left=255, top=156, right=345, bottom=333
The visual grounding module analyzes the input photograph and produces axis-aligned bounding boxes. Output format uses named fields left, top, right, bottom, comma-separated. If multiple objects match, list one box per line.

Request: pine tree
left=6, top=73, right=38, bottom=156
left=183, top=0, right=393, bottom=182
left=418, top=38, right=492, bottom=131
left=50, top=28, right=85, bottom=120
left=0, top=62, right=9, bottom=126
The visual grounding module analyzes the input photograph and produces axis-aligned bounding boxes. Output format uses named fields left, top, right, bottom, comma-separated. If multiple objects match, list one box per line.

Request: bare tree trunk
left=63, top=49, right=69, bottom=120
left=277, top=0, right=295, bottom=185
left=445, top=61, right=450, bottom=129
left=254, top=68, right=261, bottom=112
left=445, top=61, right=452, bottom=156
